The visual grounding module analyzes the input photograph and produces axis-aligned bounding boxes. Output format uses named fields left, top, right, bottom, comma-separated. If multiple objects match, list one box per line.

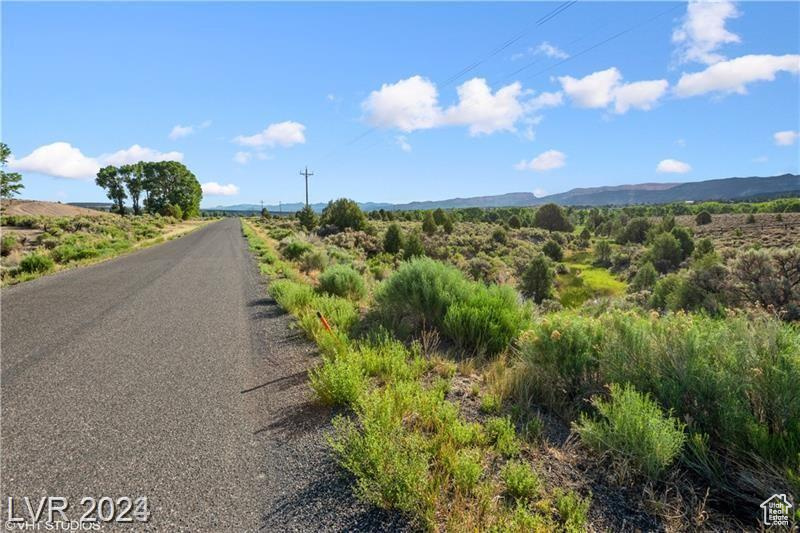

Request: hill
left=210, top=174, right=799, bottom=213
left=2, top=199, right=109, bottom=217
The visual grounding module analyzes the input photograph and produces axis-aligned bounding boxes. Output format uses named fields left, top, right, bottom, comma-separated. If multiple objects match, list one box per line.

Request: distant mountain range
left=208, top=173, right=799, bottom=212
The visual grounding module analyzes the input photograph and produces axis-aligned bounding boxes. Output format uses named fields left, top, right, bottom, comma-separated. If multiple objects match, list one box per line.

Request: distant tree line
left=95, top=161, right=202, bottom=219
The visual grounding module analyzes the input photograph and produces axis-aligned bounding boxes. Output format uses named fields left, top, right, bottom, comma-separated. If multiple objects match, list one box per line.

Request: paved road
left=0, top=219, right=407, bottom=532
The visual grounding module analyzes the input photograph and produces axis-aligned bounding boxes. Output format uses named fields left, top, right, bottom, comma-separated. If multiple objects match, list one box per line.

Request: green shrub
left=320, top=198, right=366, bottom=231
left=542, top=239, right=563, bottom=261
left=269, top=279, right=315, bottom=313
left=650, top=232, right=683, bottom=273
left=508, top=215, right=521, bottom=229
left=630, top=262, right=658, bottom=292
left=282, top=239, right=313, bottom=260
left=485, top=416, right=520, bottom=457
left=383, top=223, right=403, bottom=254
left=554, top=489, right=590, bottom=533
left=500, top=460, right=541, bottom=501
left=309, top=354, right=367, bottom=406
left=403, top=231, right=425, bottom=259
left=51, top=243, right=99, bottom=263
left=1, top=233, right=20, bottom=256
left=318, top=264, right=366, bottom=300
left=594, top=239, right=612, bottom=266
left=442, top=217, right=454, bottom=234
left=616, top=217, right=650, bottom=244
left=161, top=203, right=183, bottom=220
left=442, top=284, right=527, bottom=357
left=693, top=237, right=715, bottom=259
left=670, top=226, right=694, bottom=259
left=297, top=205, right=318, bottom=231
left=479, top=393, right=501, bottom=414
left=446, top=448, right=483, bottom=493
left=491, top=227, right=508, bottom=244
left=422, top=211, right=437, bottom=235
left=575, top=383, right=686, bottom=479
left=519, top=254, right=553, bottom=304
left=650, top=273, right=682, bottom=309
left=533, top=203, right=572, bottom=232
left=19, top=253, right=54, bottom=274
left=376, top=258, right=525, bottom=356
left=330, top=386, right=432, bottom=516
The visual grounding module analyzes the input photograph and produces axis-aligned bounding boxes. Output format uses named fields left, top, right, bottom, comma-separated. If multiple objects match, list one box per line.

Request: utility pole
left=299, top=166, right=314, bottom=208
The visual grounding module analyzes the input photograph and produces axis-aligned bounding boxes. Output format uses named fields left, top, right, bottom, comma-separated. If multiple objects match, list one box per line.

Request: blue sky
left=3, top=1, right=799, bottom=207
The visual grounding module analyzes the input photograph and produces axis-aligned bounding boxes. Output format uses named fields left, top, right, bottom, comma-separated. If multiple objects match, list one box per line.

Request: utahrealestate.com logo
left=761, top=494, right=793, bottom=527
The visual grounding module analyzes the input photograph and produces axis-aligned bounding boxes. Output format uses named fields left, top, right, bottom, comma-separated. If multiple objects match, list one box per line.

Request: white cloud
left=657, top=158, right=692, bottom=173
left=673, top=0, right=740, bottom=65
left=233, top=151, right=252, bottom=164
left=558, top=67, right=668, bottom=113
left=168, top=120, right=211, bottom=140
left=169, top=125, right=194, bottom=140
left=362, top=75, right=542, bottom=136
left=8, top=142, right=100, bottom=180
left=774, top=130, right=799, bottom=146
left=753, top=155, right=768, bottom=163
left=395, top=135, right=412, bottom=152
left=443, top=78, right=526, bottom=135
left=533, top=187, right=546, bottom=197
left=233, top=121, right=306, bottom=148
left=613, top=79, right=670, bottom=113
left=559, top=67, right=621, bottom=108
left=7, top=142, right=183, bottom=180
left=675, top=54, right=800, bottom=97
left=512, top=42, right=569, bottom=61
left=202, top=182, right=239, bottom=196
left=362, top=76, right=442, bottom=132
left=676, top=138, right=687, bottom=147
left=535, top=42, right=569, bottom=60
left=515, top=149, right=566, bottom=172
left=526, top=91, right=563, bottom=111
left=101, top=145, right=183, bottom=167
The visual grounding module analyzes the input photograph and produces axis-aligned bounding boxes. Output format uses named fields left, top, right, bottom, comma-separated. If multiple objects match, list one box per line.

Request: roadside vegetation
left=1, top=213, right=208, bottom=285
left=243, top=196, right=798, bottom=531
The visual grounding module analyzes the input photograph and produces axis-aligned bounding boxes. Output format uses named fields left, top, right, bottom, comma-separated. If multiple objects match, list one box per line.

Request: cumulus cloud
left=613, top=80, right=670, bottom=113
left=675, top=54, right=800, bottom=97
left=515, top=149, right=566, bottom=171
left=362, top=76, right=442, bottom=132
left=7, top=142, right=100, bottom=180
left=673, top=0, right=740, bottom=65
left=362, top=75, right=551, bottom=136
left=233, top=121, right=306, bottom=148
left=201, top=182, right=239, bottom=196
left=558, top=67, right=668, bottom=113
left=443, top=79, right=526, bottom=135
left=395, top=135, right=412, bottom=152
left=774, top=130, right=799, bottom=146
left=7, top=142, right=183, bottom=180
left=101, top=145, right=183, bottom=167
left=169, top=120, right=211, bottom=140
left=657, top=158, right=692, bottom=173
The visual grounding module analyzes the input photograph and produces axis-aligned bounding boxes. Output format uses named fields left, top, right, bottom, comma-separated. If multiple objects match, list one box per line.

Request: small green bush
left=383, top=223, right=403, bottom=254
left=491, top=227, right=508, bottom=245
left=630, top=262, right=658, bottom=292
left=533, top=203, right=573, bottom=232
left=318, top=264, right=366, bottom=300
left=320, top=198, right=366, bottom=231
left=19, top=253, right=54, bottom=274
left=309, top=354, right=367, bottom=406
left=1, top=233, right=20, bottom=256
left=519, top=255, right=553, bottom=304
left=422, top=211, right=437, bottom=235
left=300, top=249, right=329, bottom=272
left=574, top=383, right=686, bottom=479
left=500, top=460, right=541, bottom=501
left=542, top=239, right=563, bottom=261
left=650, top=232, right=683, bottom=273
left=479, top=393, right=501, bottom=414
left=554, top=489, right=590, bottom=533
left=269, top=279, right=315, bottom=313
left=282, top=239, right=313, bottom=260
left=485, top=416, right=520, bottom=457
left=403, top=231, right=425, bottom=259
left=446, top=448, right=483, bottom=493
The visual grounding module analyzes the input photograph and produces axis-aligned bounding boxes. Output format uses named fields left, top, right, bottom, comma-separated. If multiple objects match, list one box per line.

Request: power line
left=312, top=1, right=579, bottom=167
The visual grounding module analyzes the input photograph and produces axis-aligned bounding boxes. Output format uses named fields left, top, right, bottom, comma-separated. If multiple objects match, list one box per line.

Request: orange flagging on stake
left=316, top=311, right=332, bottom=333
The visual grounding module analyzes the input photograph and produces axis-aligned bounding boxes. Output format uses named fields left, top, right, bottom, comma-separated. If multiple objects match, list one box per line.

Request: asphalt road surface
left=1, top=218, right=408, bottom=532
